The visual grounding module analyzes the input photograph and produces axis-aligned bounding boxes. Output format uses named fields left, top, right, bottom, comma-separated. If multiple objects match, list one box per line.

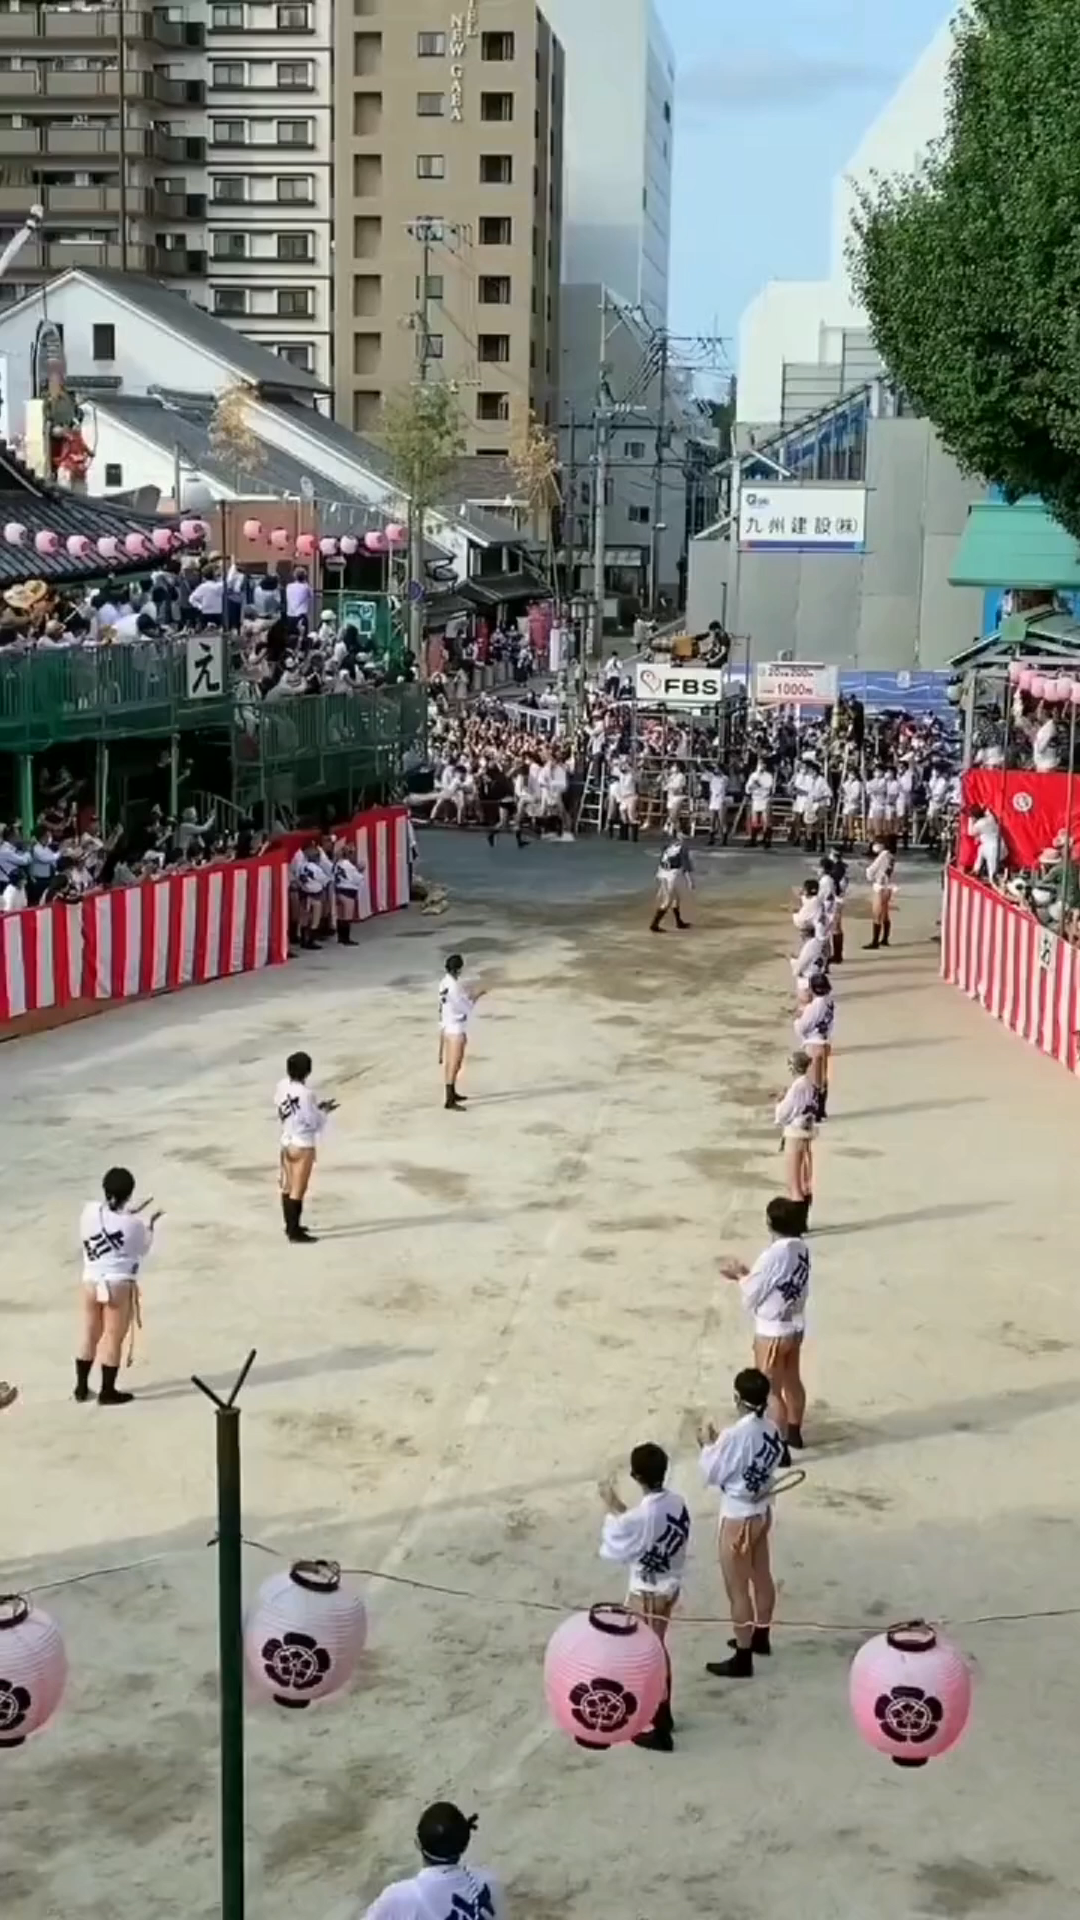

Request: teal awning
left=950, top=499, right=1080, bottom=590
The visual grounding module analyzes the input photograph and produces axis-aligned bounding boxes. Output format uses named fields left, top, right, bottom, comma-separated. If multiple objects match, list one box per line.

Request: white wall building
left=539, top=0, right=674, bottom=321
left=736, top=11, right=956, bottom=433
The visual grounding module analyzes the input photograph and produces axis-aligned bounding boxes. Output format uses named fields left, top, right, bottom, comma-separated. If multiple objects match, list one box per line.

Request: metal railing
left=0, top=643, right=232, bottom=753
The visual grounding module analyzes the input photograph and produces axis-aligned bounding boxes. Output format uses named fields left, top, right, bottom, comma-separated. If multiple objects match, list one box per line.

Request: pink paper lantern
left=0, top=1595, right=67, bottom=1748
left=295, top=532, right=317, bottom=559
left=365, top=530, right=388, bottom=553
left=1017, top=669, right=1035, bottom=693
left=151, top=527, right=175, bottom=553
left=242, top=518, right=263, bottom=542
left=65, top=534, right=91, bottom=559
left=34, top=529, right=59, bottom=556
left=384, top=522, right=407, bottom=547
left=97, top=535, right=119, bottom=560
left=319, top=537, right=338, bottom=558
left=270, top=527, right=290, bottom=551
left=543, top=1604, right=667, bottom=1750
left=245, top=1560, right=367, bottom=1711
left=339, top=534, right=359, bottom=556
left=3, top=522, right=26, bottom=545
left=1055, top=677, right=1075, bottom=701
left=849, top=1622, right=972, bottom=1769
left=124, top=532, right=149, bottom=559
left=179, top=518, right=202, bottom=542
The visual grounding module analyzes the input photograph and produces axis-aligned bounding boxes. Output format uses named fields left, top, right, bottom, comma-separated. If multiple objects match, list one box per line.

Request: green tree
left=379, top=380, right=466, bottom=652
left=849, top=0, right=1080, bottom=535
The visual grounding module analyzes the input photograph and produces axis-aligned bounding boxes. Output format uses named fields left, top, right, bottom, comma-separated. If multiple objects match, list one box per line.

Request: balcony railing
left=0, top=643, right=232, bottom=753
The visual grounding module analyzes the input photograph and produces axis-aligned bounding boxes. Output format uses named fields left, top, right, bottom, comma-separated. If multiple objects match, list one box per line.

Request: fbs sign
left=634, top=662, right=725, bottom=707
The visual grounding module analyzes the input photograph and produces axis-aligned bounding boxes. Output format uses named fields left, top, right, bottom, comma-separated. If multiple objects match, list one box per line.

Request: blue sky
left=659, top=0, right=952, bottom=354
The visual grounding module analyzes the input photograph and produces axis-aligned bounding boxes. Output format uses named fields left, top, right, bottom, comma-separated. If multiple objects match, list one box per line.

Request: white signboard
left=738, top=485, right=867, bottom=553
left=186, top=632, right=225, bottom=701
left=635, top=661, right=726, bottom=708
left=755, top=661, right=839, bottom=708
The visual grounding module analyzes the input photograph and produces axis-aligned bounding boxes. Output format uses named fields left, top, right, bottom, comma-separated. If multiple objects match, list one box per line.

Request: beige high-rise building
left=334, top=0, right=564, bottom=453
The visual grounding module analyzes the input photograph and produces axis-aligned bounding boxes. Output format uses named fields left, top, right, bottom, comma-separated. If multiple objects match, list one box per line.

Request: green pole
left=194, top=1350, right=256, bottom=1920
left=17, top=753, right=33, bottom=834
left=168, top=732, right=180, bottom=819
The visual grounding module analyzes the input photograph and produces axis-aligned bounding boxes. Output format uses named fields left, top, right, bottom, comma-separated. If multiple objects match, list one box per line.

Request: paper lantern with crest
left=151, top=527, right=175, bottom=553
left=850, top=1622, right=972, bottom=1769
left=0, top=1595, right=67, bottom=1749
left=295, top=532, right=317, bottom=559
left=3, top=523, right=26, bottom=545
left=34, top=530, right=59, bottom=556
left=269, top=527, right=290, bottom=551
left=179, top=518, right=203, bottom=543
left=65, top=534, right=91, bottom=560
left=319, top=537, right=338, bottom=558
left=365, top=530, right=388, bottom=553
left=124, top=532, right=149, bottom=559
left=544, top=1604, right=667, bottom=1750
left=245, top=1560, right=367, bottom=1711
left=339, top=534, right=359, bottom=556
left=97, top=535, right=119, bottom=560
left=242, top=518, right=263, bottom=542
left=384, top=522, right=407, bottom=548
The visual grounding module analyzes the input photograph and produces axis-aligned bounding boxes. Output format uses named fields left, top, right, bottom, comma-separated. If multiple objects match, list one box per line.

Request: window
left=277, top=60, right=312, bottom=87
left=104, top=462, right=122, bottom=486
left=479, top=274, right=510, bottom=303
left=417, top=30, right=445, bottom=55
left=92, top=322, right=115, bottom=360
left=274, top=341, right=313, bottom=368
left=277, top=287, right=312, bottom=316
left=276, top=2, right=311, bottom=25
left=214, top=287, right=248, bottom=315
left=478, top=333, right=510, bottom=362
left=277, top=231, right=312, bottom=261
left=628, top=504, right=651, bottom=524
left=278, top=117, right=313, bottom=144
left=481, top=30, right=514, bottom=59
left=211, top=61, right=245, bottom=85
left=663, top=99, right=671, bottom=122
left=420, top=333, right=444, bottom=359
left=213, top=231, right=248, bottom=258
left=480, top=91, right=513, bottom=121
left=479, top=153, right=512, bottom=184
left=416, top=91, right=444, bottom=115
left=477, top=391, right=509, bottom=422
left=416, top=153, right=444, bottom=178
left=211, top=3, right=244, bottom=24
left=211, top=175, right=247, bottom=201
left=625, top=440, right=646, bottom=458
left=276, top=173, right=313, bottom=201
left=416, top=272, right=443, bottom=300
left=479, top=215, right=511, bottom=245
left=212, top=118, right=247, bottom=144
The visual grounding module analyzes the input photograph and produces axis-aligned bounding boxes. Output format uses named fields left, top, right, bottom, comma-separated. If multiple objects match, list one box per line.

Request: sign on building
left=186, top=632, right=225, bottom=701
left=738, top=485, right=867, bottom=553
left=755, top=661, right=840, bottom=707
left=635, top=661, right=726, bottom=708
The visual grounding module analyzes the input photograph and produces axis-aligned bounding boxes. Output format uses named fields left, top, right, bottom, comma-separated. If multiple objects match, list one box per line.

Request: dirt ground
left=2, top=839, right=1079, bottom=1920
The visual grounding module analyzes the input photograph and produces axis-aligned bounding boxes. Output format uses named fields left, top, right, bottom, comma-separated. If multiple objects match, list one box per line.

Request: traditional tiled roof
left=0, top=442, right=181, bottom=583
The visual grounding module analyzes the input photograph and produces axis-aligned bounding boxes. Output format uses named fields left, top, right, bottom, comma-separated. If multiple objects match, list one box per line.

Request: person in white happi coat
left=332, top=838, right=367, bottom=946
left=840, top=769, right=864, bottom=848
left=803, top=769, right=832, bottom=854
left=663, top=762, right=688, bottom=835
left=791, top=878, right=829, bottom=1002
left=699, top=1366, right=786, bottom=1680
left=896, top=762, right=916, bottom=844
left=76, top=1166, right=162, bottom=1407
left=720, top=1195, right=812, bottom=1452
left=968, top=806, right=1003, bottom=887
left=745, top=759, right=774, bottom=847
left=438, top=952, right=486, bottom=1110
left=598, top=1440, right=690, bottom=1751
left=606, top=758, right=639, bottom=842
left=925, top=765, right=949, bottom=852
left=865, top=767, right=888, bottom=843
left=707, top=766, right=729, bottom=846
left=291, top=838, right=329, bottom=950
left=275, top=1050, right=338, bottom=1243
left=359, top=1803, right=503, bottom=1920
left=788, top=760, right=812, bottom=844
left=794, top=969, right=835, bottom=1116
left=775, top=1048, right=818, bottom=1228
left=651, top=833, right=693, bottom=932
left=865, top=837, right=897, bottom=949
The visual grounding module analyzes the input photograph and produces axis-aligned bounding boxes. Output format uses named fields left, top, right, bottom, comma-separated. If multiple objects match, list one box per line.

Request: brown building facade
left=335, top=0, right=563, bottom=455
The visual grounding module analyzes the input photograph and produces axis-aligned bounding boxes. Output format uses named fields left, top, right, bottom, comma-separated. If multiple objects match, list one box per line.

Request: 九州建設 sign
left=738, top=486, right=867, bottom=553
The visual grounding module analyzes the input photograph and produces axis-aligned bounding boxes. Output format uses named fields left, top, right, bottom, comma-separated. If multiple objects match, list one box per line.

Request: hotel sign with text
left=449, top=2, right=479, bottom=122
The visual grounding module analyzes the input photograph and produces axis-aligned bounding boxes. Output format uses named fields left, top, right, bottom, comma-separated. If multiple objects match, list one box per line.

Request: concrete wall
left=687, top=417, right=984, bottom=669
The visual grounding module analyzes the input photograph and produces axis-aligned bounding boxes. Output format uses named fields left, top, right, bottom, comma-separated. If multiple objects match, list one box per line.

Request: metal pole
left=1060, top=697, right=1077, bottom=936
left=193, top=1351, right=256, bottom=1920
left=117, top=0, right=129, bottom=271
left=168, top=732, right=180, bottom=818
left=727, top=453, right=745, bottom=700
left=592, top=413, right=609, bottom=664
left=565, top=410, right=576, bottom=606
left=650, top=329, right=669, bottom=617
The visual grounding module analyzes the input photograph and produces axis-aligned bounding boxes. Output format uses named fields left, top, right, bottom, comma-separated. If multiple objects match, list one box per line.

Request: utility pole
left=565, top=408, right=577, bottom=605
left=407, top=216, right=441, bottom=383
left=592, top=411, right=610, bottom=664
left=650, top=328, right=669, bottom=617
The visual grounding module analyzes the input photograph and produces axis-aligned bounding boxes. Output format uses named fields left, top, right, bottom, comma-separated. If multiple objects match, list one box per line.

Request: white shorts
left=441, top=1023, right=469, bottom=1041
left=657, top=872, right=681, bottom=905
left=83, top=1275, right=135, bottom=1306
left=783, top=1121, right=817, bottom=1142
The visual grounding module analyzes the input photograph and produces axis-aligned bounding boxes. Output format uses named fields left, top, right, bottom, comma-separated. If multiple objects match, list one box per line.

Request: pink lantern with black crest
left=65, top=534, right=91, bottom=560
left=1016, top=669, right=1035, bottom=693
left=384, top=522, right=407, bottom=548
left=245, top=1560, right=367, bottom=1711
left=124, top=532, right=149, bottom=560
left=34, top=530, right=59, bottom=556
left=543, top=1604, right=667, bottom=1750
left=1054, top=676, right=1075, bottom=702
left=242, top=518, right=264, bottom=542
left=269, top=527, right=290, bottom=551
left=849, top=1621, right=972, bottom=1768
left=319, top=536, right=338, bottom=558
left=3, top=522, right=26, bottom=546
left=365, top=530, right=388, bottom=553
left=179, top=518, right=203, bottom=543
left=97, top=535, right=119, bottom=561
left=0, top=1595, right=67, bottom=1749
left=339, top=534, right=358, bottom=556
left=295, top=532, right=317, bottom=559
left=152, top=526, right=175, bottom=553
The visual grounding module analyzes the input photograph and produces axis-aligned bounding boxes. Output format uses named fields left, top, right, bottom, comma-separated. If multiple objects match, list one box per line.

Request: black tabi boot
left=864, top=924, right=881, bottom=950
left=881, top=916, right=892, bottom=947
left=650, top=910, right=666, bottom=933
left=74, top=1357, right=92, bottom=1404
left=444, top=1085, right=467, bottom=1110
left=336, top=921, right=354, bottom=946
left=786, top=1425, right=804, bottom=1451
left=98, top=1364, right=133, bottom=1406
left=706, top=1644, right=754, bottom=1679
left=831, top=925, right=844, bottom=965
left=284, top=1197, right=315, bottom=1244
left=674, top=909, right=690, bottom=929
left=728, top=1628, right=772, bottom=1657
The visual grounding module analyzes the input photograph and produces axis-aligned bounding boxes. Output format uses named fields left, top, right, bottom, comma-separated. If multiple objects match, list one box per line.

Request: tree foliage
left=379, top=379, right=466, bottom=514
left=849, top=0, right=1080, bottom=535
left=208, top=382, right=265, bottom=484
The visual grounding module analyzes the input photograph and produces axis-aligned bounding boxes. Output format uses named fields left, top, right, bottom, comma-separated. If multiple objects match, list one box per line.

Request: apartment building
left=204, top=0, right=333, bottom=381
left=334, top=0, right=564, bottom=453
left=0, top=1, right=209, bottom=304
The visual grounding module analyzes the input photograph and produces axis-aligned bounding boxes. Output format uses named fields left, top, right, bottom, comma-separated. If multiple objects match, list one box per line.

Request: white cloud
left=678, top=49, right=896, bottom=112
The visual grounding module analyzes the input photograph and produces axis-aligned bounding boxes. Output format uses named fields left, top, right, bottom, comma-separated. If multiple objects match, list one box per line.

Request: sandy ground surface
left=2, top=835, right=1079, bottom=1920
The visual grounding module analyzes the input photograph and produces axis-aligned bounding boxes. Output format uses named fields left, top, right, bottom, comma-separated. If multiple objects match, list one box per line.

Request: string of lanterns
left=239, top=517, right=410, bottom=561
left=1009, top=660, right=1080, bottom=704
left=2, top=518, right=210, bottom=563
left=0, top=1544, right=977, bottom=1770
